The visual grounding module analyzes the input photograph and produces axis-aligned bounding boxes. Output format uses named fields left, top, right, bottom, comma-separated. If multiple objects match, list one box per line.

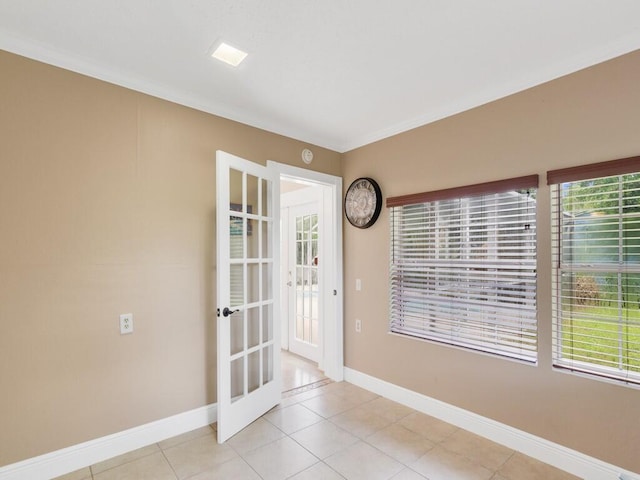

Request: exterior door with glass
left=286, top=198, right=321, bottom=362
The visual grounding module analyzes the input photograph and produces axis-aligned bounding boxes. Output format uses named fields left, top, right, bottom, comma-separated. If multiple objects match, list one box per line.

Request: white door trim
left=268, top=161, right=344, bottom=382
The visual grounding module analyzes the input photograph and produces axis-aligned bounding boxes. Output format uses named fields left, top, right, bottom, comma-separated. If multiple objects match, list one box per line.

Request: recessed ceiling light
left=211, top=42, right=248, bottom=67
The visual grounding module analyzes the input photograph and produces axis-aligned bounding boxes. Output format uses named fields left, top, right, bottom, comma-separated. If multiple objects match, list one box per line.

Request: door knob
left=222, top=307, right=239, bottom=317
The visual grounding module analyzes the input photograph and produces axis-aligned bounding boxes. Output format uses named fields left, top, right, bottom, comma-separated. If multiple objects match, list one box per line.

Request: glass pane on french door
left=295, top=213, right=319, bottom=346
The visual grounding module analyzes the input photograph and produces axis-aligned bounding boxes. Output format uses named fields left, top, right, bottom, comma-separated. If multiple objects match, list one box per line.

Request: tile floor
left=54, top=381, right=579, bottom=480
left=281, top=350, right=327, bottom=393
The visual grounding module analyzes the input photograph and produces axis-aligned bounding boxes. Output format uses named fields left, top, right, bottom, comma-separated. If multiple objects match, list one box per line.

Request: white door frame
left=268, top=161, right=344, bottom=382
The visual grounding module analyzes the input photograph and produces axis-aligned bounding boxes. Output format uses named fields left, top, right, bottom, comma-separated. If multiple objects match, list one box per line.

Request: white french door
left=285, top=200, right=321, bottom=362
left=216, top=150, right=281, bottom=443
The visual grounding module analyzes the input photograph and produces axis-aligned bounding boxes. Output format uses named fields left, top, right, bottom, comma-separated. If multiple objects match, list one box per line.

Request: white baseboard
left=344, top=367, right=638, bottom=480
left=0, top=403, right=217, bottom=480
left=3, top=373, right=638, bottom=480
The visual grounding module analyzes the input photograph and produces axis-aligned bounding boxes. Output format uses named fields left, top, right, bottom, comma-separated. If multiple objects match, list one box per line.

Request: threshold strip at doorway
left=283, top=378, right=333, bottom=398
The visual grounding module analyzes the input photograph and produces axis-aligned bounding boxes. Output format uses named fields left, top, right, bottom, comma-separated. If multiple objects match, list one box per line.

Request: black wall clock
left=344, top=177, right=382, bottom=228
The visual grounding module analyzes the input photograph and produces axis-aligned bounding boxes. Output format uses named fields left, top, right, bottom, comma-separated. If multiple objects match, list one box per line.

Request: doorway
left=268, top=160, right=344, bottom=392
left=280, top=180, right=327, bottom=392
left=281, top=350, right=327, bottom=393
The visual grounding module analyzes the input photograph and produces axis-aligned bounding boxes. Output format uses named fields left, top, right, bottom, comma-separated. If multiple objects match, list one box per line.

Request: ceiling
left=1, top=1, right=639, bottom=153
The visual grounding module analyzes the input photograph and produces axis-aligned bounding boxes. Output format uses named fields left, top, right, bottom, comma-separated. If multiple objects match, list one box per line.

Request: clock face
left=301, top=148, right=313, bottom=164
left=345, top=177, right=382, bottom=228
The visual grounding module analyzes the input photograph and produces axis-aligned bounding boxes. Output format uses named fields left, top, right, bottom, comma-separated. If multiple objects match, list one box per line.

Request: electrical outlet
left=119, top=313, right=133, bottom=335
left=355, top=318, right=362, bottom=332
left=355, top=279, right=362, bottom=291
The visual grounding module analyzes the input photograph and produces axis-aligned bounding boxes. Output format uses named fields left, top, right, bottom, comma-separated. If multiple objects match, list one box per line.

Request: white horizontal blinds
left=549, top=156, right=640, bottom=385
left=389, top=175, right=538, bottom=362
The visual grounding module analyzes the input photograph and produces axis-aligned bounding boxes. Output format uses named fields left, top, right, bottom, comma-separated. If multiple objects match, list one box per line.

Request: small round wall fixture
left=301, top=148, right=314, bottom=164
left=344, top=177, right=382, bottom=228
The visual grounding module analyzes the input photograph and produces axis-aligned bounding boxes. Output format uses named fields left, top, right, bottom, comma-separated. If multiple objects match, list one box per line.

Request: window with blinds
left=388, top=176, right=538, bottom=362
left=549, top=156, right=640, bottom=386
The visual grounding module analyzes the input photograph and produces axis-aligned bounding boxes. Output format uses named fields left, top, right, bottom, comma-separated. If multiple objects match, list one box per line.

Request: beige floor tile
left=264, top=403, right=324, bottom=434
left=288, top=462, right=346, bottom=480
left=399, top=412, right=459, bottom=443
left=411, top=446, right=494, bottom=480
left=302, top=392, right=360, bottom=418
left=325, top=441, right=404, bottom=480
left=390, top=468, right=428, bottom=479
left=498, top=452, right=580, bottom=480
left=360, top=397, right=415, bottom=423
left=91, top=444, right=160, bottom=474
left=491, top=474, right=510, bottom=480
left=366, top=423, right=435, bottom=464
left=291, top=420, right=359, bottom=459
left=226, top=417, right=286, bottom=454
left=335, top=384, right=380, bottom=404
left=314, top=381, right=351, bottom=396
left=162, top=432, right=237, bottom=479
left=158, top=425, right=215, bottom=450
left=330, top=406, right=393, bottom=438
left=185, top=456, right=261, bottom=480
left=52, top=467, right=92, bottom=480
left=242, top=436, right=319, bottom=480
left=92, top=451, right=176, bottom=480
left=440, top=429, right=513, bottom=470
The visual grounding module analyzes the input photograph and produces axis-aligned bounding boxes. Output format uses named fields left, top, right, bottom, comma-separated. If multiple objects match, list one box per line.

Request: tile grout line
left=225, top=427, right=280, bottom=479
left=494, top=450, right=518, bottom=480
left=274, top=425, right=340, bottom=480
left=236, top=403, right=346, bottom=480
left=292, top=391, right=421, bottom=477
left=158, top=446, right=179, bottom=480
left=89, top=444, right=160, bottom=478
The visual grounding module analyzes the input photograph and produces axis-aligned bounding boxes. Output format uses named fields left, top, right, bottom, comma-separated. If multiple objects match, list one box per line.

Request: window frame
left=548, top=155, right=640, bottom=387
left=387, top=175, right=539, bottom=363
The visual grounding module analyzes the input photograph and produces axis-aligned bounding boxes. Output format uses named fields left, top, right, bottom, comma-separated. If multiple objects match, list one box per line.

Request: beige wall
left=342, top=49, right=640, bottom=472
left=0, top=50, right=341, bottom=467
